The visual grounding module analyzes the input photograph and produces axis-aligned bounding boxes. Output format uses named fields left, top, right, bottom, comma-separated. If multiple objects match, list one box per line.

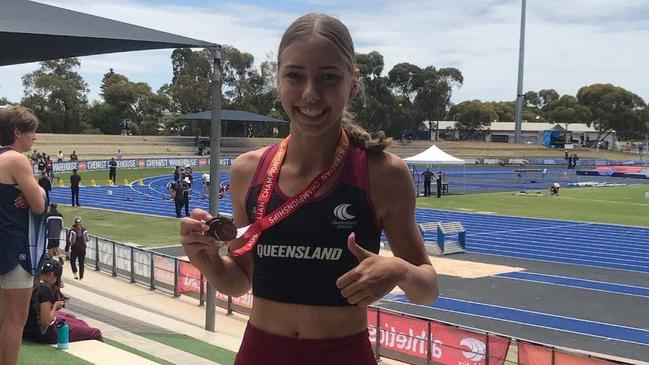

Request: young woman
left=180, top=13, right=438, bottom=365
left=0, top=105, right=46, bottom=365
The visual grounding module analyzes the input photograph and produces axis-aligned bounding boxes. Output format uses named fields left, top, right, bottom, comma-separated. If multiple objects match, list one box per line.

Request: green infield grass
left=418, top=184, right=649, bottom=227
left=19, top=341, right=93, bottom=365
left=139, top=333, right=237, bottom=365
left=50, top=166, right=211, bottom=187
left=55, top=182, right=649, bottom=249
left=104, top=339, right=175, bottom=365
left=58, top=206, right=180, bottom=247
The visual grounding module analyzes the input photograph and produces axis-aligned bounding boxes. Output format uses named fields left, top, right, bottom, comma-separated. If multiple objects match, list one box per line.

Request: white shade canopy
left=404, top=145, right=465, bottom=165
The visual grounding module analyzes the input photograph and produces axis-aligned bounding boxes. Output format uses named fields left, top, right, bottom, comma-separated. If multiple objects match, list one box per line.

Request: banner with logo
left=518, top=342, right=619, bottom=365
left=33, top=156, right=231, bottom=174
left=368, top=311, right=510, bottom=365
left=178, top=261, right=253, bottom=309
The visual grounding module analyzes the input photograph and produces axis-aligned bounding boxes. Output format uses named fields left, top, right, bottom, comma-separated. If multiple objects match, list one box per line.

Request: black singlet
left=245, top=144, right=381, bottom=306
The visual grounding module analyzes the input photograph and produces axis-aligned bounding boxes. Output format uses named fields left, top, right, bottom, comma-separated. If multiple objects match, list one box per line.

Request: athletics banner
left=518, top=342, right=619, bottom=365
left=33, top=156, right=232, bottom=174
left=368, top=310, right=510, bottom=365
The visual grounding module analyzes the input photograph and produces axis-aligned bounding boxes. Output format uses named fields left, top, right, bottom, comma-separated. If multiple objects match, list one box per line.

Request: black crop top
left=245, top=144, right=381, bottom=306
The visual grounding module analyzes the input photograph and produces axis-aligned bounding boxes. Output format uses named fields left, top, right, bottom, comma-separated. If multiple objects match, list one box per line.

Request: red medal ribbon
left=230, top=130, right=349, bottom=256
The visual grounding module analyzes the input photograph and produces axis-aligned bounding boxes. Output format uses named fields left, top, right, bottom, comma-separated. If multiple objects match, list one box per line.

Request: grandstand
left=33, top=133, right=639, bottom=161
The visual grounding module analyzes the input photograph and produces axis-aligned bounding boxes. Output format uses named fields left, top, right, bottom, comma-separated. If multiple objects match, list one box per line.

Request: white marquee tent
left=404, top=145, right=465, bottom=195
left=404, top=145, right=465, bottom=165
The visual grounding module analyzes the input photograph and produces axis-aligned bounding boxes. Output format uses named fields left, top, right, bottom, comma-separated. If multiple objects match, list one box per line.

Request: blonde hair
left=278, top=13, right=391, bottom=153
left=0, top=105, right=38, bottom=146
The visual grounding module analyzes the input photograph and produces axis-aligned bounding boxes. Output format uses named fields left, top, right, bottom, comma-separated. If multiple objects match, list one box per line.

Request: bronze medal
left=207, top=216, right=237, bottom=241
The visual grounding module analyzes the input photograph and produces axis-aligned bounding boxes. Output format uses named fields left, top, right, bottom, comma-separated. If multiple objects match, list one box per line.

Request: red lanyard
left=229, top=130, right=349, bottom=256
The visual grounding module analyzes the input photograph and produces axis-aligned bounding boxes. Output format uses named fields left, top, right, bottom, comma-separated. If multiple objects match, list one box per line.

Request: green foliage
left=577, top=83, right=648, bottom=140
left=0, top=96, right=13, bottom=105
left=21, top=58, right=89, bottom=133
left=548, top=95, right=592, bottom=129
left=449, top=100, right=496, bottom=140
left=168, top=48, right=213, bottom=113
left=100, top=70, right=169, bottom=135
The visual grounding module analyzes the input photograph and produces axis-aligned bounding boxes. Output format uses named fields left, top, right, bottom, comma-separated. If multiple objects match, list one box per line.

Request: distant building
left=420, top=120, right=617, bottom=149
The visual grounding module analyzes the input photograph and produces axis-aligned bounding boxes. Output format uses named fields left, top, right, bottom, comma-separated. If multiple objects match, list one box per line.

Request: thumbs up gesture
left=336, top=233, right=407, bottom=307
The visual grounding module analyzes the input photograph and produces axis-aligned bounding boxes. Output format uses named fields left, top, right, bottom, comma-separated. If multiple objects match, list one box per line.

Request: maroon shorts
left=234, top=322, right=377, bottom=365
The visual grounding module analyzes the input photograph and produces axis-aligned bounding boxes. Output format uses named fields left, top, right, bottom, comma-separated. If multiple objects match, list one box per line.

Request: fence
left=77, top=232, right=635, bottom=365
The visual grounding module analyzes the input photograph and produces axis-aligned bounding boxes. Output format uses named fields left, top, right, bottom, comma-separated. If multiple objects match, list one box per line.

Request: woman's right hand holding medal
left=180, top=208, right=228, bottom=271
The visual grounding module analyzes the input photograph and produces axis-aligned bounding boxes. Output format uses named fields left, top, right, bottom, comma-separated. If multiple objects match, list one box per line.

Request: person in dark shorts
left=108, top=157, right=117, bottom=183
left=0, top=105, right=47, bottom=365
left=65, top=217, right=88, bottom=280
left=422, top=169, right=433, bottom=196
left=46, top=203, right=64, bottom=264
left=170, top=179, right=185, bottom=218
left=180, top=13, right=438, bottom=365
left=38, top=171, right=51, bottom=203
left=70, top=169, right=81, bottom=206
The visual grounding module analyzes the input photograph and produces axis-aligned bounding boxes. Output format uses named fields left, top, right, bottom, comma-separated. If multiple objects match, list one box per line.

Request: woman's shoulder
left=366, top=150, right=410, bottom=178
left=229, top=146, right=272, bottom=187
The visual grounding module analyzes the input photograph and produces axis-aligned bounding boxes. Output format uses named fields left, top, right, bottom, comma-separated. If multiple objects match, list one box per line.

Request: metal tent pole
left=205, top=45, right=223, bottom=332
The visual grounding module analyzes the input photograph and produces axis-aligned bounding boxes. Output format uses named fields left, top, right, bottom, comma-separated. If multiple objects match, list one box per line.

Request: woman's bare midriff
left=248, top=297, right=368, bottom=339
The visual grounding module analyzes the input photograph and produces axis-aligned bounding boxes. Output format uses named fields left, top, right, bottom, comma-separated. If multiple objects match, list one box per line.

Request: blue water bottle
left=56, top=319, right=69, bottom=350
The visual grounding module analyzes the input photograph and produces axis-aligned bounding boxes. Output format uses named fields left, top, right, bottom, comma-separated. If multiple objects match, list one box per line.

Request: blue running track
left=50, top=172, right=649, bottom=273
left=496, top=271, right=649, bottom=298
left=383, top=294, right=649, bottom=346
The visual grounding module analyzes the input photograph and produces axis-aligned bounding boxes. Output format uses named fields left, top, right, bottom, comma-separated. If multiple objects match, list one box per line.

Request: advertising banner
left=518, top=342, right=618, bottom=365
left=33, top=156, right=232, bottom=174
left=369, top=311, right=510, bottom=365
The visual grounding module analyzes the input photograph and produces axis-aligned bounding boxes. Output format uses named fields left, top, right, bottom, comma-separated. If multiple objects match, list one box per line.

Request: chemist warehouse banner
left=367, top=310, right=510, bottom=365
left=33, top=156, right=232, bottom=174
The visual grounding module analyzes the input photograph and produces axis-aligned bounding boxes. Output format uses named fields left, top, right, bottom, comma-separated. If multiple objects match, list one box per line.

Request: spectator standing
left=435, top=171, right=443, bottom=198
left=116, top=149, right=123, bottom=160
left=65, top=217, right=88, bottom=280
left=422, top=169, right=433, bottom=197
left=45, top=154, right=54, bottom=179
left=182, top=177, right=191, bottom=216
left=173, top=166, right=181, bottom=182
left=37, top=155, right=46, bottom=174
left=46, top=203, right=65, bottom=264
left=571, top=153, right=579, bottom=169
left=69, top=150, right=78, bottom=161
left=23, top=260, right=103, bottom=344
left=38, top=171, right=51, bottom=203
left=108, top=158, right=117, bottom=183
left=70, top=169, right=81, bottom=206
left=0, top=105, right=47, bottom=365
left=170, top=180, right=185, bottom=218
left=57, top=150, right=64, bottom=162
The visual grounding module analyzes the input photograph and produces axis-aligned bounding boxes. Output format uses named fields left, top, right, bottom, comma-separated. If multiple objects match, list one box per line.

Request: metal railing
left=73, top=232, right=635, bottom=365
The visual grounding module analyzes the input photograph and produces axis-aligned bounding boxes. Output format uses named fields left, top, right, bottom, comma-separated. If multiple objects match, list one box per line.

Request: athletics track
left=48, top=172, right=649, bottom=361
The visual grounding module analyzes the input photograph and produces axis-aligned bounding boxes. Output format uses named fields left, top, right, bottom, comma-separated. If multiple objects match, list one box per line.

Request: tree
left=168, top=48, right=212, bottom=113
left=450, top=100, right=496, bottom=140
left=100, top=70, right=170, bottom=135
left=349, top=51, right=400, bottom=135
left=548, top=95, right=592, bottom=130
left=577, top=83, right=648, bottom=142
left=21, top=58, right=89, bottom=133
left=0, top=97, right=13, bottom=106
left=413, top=66, right=463, bottom=134
left=221, top=45, right=256, bottom=109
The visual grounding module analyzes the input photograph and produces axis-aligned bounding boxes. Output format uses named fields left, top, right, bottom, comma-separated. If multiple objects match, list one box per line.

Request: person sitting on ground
left=549, top=183, right=560, bottom=196
left=23, top=260, right=102, bottom=344
left=69, top=150, right=78, bottom=161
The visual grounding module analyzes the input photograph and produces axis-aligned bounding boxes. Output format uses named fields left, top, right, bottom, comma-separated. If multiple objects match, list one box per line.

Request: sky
left=1, top=0, right=649, bottom=105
